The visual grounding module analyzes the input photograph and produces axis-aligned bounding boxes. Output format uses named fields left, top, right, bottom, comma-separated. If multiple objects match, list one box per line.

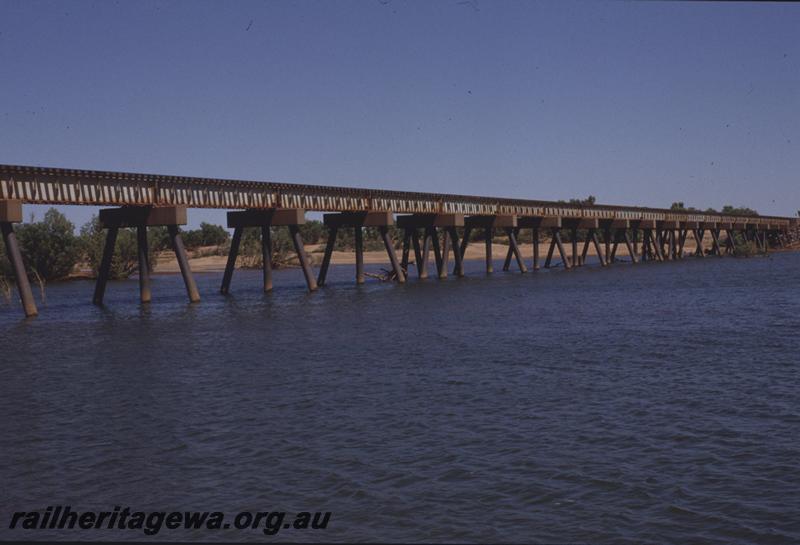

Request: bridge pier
left=397, top=214, right=464, bottom=279
left=745, top=225, right=760, bottom=251
left=562, top=218, right=586, bottom=267
left=600, top=219, right=633, bottom=265
left=611, top=230, right=620, bottom=262
left=222, top=208, right=315, bottom=293
left=400, top=229, right=412, bottom=274
left=761, top=225, right=771, bottom=253
left=136, top=225, right=151, bottom=303
left=485, top=227, right=494, bottom=272
left=571, top=227, right=579, bottom=266
left=623, top=230, right=637, bottom=263
left=753, top=227, right=760, bottom=251
left=443, top=228, right=460, bottom=278
left=640, top=231, right=648, bottom=261
left=502, top=227, right=526, bottom=272
left=732, top=222, right=746, bottom=253
left=680, top=221, right=702, bottom=259
left=578, top=228, right=606, bottom=266
left=665, top=231, right=673, bottom=259
left=720, top=226, right=731, bottom=254
left=464, top=215, right=521, bottom=274
left=520, top=217, right=558, bottom=269
left=699, top=222, right=720, bottom=256
left=653, top=229, right=662, bottom=260
left=544, top=225, right=572, bottom=269
left=518, top=216, right=553, bottom=271
left=651, top=229, right=667, bottom=261
left=656, top=221, right=678, bottom=260
left=608, top=229, right=622, bottom=263
left=672, top=230, right=680, bottom=259
left=593, top=229, right=607, bottom=265
left=679, top=221, right=699, bottom=258
left=693, top=229, right=704, bottom=257
left=434, top=226, right=448, bottom=278
left=579, top=229, right=591, bottom=265
left=640, top=230, right=649, bottom=262
left=94, top=205, right=199, bottom=305
left=711, top=229, right=721, bottom=256
left=668, top=230, right=677, bottom=259
left=0, top=199, right=37, bottom=317
left=608, top=229, right=635, bottom=264
left=323, top=212, right=404, bottom=284
left=772, top=229, right=785, bottom=249
left=731, top=230, right=739, bottom=254
left=639, top=221, right=662, bottom=262
left=654, top=229, right=663, bottom=260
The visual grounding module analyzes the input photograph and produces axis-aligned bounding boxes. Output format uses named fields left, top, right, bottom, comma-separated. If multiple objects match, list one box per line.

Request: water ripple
left=1, top=254, right=798, bottom=543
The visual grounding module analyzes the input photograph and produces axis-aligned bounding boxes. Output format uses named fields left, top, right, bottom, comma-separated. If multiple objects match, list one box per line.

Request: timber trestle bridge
left=1, top=164, right=797, bottom=317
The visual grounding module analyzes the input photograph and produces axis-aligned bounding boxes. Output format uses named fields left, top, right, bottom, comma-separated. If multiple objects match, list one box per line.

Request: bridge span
left=1, top=163, right=797, bottom=318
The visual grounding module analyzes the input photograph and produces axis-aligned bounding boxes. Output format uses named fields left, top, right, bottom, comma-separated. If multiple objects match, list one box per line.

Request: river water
left=1, top=252, right=798, bottom=544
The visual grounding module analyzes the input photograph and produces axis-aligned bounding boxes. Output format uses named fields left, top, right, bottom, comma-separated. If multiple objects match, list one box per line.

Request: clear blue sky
left=1, top=0, right=798, bottom=229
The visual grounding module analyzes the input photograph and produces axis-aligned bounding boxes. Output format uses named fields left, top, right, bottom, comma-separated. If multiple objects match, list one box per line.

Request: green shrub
left=237, top=226, right=297, bottom=268
left=80, top=216, right=163, bottom=279
left=15, top=209, right=82, bottom=281
left=181, top=222, right=230, bottom=250
left=734, top=240, right=760, bottom=257
left=300, top=220, right=325, bottom=245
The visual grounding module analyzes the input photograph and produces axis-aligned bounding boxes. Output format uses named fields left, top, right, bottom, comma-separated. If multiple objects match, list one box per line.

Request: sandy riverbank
left=152, top=236, right=719, bottom=274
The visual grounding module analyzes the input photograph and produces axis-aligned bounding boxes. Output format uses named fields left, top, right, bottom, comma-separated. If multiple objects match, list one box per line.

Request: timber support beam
left=0, top=199, right=37, bottom=317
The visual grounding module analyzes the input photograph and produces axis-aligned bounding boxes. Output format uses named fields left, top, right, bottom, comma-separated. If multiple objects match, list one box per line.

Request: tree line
left=669, top=202, right=759, bottom=216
